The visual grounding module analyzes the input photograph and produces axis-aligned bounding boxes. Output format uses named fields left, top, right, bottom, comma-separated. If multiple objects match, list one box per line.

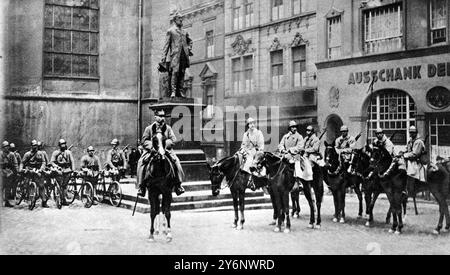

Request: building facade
left=223, top=0, right=319, bottom=154
left=316, top=0, right=450, bottom=161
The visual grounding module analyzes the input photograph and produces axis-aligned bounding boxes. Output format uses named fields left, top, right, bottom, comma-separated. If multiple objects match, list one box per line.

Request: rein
left=325, top=147, right=342, bottom=176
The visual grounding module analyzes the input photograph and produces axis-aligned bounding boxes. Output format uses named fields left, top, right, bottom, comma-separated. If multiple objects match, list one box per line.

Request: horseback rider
left=303, top=125, right=321, bottom=165
left=50, top=139, right=75, bottom=206
left=335, top=125, right=356, bottom=170
left=278, top=121, right=303, bottom=190
left=81, top=146, right=101, bottom=205
left=105, top=139, right=127, bottom=179
left=137, top=110, right=185, bottom=197
left=237, top=117, right=265, bottom=191
left=403, top=125, right=426, bottom=191
left=1, top=141, right=19, bottom=207
left=372, top=128, right=394, bottom=156
left=22, top=140, right=48, bottom=208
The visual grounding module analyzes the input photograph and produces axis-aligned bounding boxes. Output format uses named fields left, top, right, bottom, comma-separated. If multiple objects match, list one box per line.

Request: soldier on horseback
left=372, top=128, right=394, bottom=155
left=403, top=126, right=426, bottom=192
left=278, top=121, right=303, bottom=190
left=237, top=117, right=265, bottom=191
left=335, top=125, right=356, bottom=173
left=303, top=125, right=321, bottom=165
left=137, top=110, right=185, bottom=197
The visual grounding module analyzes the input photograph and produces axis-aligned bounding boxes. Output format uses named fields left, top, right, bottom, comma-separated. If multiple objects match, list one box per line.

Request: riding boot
left=175, top=183, right=185, bottom=196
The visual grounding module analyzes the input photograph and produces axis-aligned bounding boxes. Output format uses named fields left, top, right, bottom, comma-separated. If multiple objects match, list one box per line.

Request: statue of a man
left=159, top=10, right=193, bottom=98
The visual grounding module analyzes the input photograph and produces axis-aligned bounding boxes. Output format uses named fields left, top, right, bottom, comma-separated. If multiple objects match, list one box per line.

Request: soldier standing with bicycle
left=1, top=141, right=19, bottom=207
left=81, top=146, right=101, bottom=204
left=50, top=139, right=75, bottom=206
left=105, top=139, right=127, bottom=180
left=21, top=140, right=48, bottom=208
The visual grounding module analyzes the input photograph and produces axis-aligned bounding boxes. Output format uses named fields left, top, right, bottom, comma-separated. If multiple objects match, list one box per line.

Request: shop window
left=271, top=50, right=284, bottom=90
left=44, top=0, right=99, bottom=78
left=363, top=3, right=403, bottom=54
left=367, top=90, right=417, bottom=145
left=327, top=15, right=342, bottom=59
left=430, top=0, right=448, bottom=44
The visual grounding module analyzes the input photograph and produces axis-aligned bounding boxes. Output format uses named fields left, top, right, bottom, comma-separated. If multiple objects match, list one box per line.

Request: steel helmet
left=111, top=139, right=119, bottom=145
left=289, top=121, right=298, bottom=128
left=155, top=110, right=166, bottom=117
left=306, top=125, right=314, bottom=132
left=409, top=126, right=418, bottom=133
left=58, top=139, right=67, bottom=146
left=375, top=128, right=384, bottom=134
left=31, top=140, right=38, bottom=146
left=247, top=117, right=256, bottom=125
left=87, top=146, right=95, bottom=152
left=9, top=143, right=16, bottom=149
left=2, top=141, right=9, bottom=148
left=340, top=125, right=349, bottom=132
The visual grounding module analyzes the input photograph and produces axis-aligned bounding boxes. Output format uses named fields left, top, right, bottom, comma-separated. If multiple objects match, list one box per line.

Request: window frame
left=292, top=0, right=302, bottom=16
left=327, top=15, right=342, bottom=59
left=292, top=46, right=306, bottom=88
left=270, top=49, right=284, bottom=91
left=206, top=30, right=215, bottom=59
left=231, top=55, right=254, bottom=95
left=233, top=0, right=243, bottom=31
left=243, top=0, right=254, bottom=28
left=43, top=0, right=100, bottom=80
left=429, top=0, right=448, bottom=45
left=272, top=0, right=284, bottom=21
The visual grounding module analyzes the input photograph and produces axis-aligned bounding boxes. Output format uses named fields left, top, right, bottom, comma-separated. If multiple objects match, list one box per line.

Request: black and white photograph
left=1, top=0, right=450, bottom=257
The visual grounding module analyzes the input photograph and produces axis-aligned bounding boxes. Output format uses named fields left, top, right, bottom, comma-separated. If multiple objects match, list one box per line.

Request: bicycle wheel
left=65, top=180, right=77, bottom=204
left=53, top=180, right=62, bottom=210
left=108, top=181, right=122, bottom=207
left=95, top=183, right=105, bottom=203
left=28, top=182, right=37, bottom=211
left=15, top=181, right=24, bottom=205
left=81, top=182, right=94, bottom=208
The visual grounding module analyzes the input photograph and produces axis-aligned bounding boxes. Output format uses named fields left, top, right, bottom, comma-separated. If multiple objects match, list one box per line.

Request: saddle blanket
left=406, top=160, right=427, bottom=182
left=294, top=156, right=313, bottom=181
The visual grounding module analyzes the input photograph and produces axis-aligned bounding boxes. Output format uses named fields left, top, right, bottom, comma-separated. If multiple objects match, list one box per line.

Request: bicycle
left=96, top=169, right=123, bottom=207
left=65, top=170, right=95, bottom=208
left=14, top=168, right=40, bottom=210
left=42, top=165, right=63, bottom=209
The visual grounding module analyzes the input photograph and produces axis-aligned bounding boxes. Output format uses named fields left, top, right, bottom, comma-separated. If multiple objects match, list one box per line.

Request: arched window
left=367, top=90, right=417, bottom=145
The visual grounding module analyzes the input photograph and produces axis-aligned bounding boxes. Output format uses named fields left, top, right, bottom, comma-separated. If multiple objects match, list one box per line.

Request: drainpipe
left=137, top=0, right=144, bottom=144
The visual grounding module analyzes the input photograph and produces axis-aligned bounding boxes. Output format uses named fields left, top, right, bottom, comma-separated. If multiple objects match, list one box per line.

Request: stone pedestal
left=149, top=97, right=209, bottom=182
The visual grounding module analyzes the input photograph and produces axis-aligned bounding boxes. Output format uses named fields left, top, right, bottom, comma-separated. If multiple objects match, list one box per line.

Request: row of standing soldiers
left=0, top=138, right=138, bottom=207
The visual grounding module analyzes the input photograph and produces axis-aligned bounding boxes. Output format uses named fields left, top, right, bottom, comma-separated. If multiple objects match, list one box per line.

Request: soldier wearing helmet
left=303, top=125, right=322, bottom=164
left=37, top=141, right=49, bottom=166
left=404, top=126, right=426, bottom=183
left=371, top=128, right=394, bottom=156
left=21, top=140, right=48, bottom=207
left=1, top=141, right=18, bottom=207
left=335, top=125, right=356, bottom=163
left=9, top=143, right=21, bottom=167
left=81, top=146, right=101, bottom=204
left=105, top=139, right=127, bottom=180
left=278, top=121, right=304, bottom=190
left=137, top=109, right=185, bottom=197
left=50, top=139, right=75, bottom=206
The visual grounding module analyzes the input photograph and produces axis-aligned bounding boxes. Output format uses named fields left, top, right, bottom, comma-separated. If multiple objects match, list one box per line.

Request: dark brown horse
left=426, top=160, right=450, bottom=235
left=371, top=146, right=407, bottom=234
left=209, top=154, right=266, bottom=230
left=144, top=132, right=176, bottom=242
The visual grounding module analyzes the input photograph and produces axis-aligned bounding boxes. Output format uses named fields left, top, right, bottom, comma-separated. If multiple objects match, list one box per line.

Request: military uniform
left=81, top=154, right=101, bottom=184
left=372, top=135, right=395, bottom=156
left=404, top=136, right=426, bottom=182
left=137, top=121, right=185, bottom=193
left=1, top=148, right=19, bottom=205
left=105, top=148, right=127, bottom=173
left=51, top=148, right=75, bottom=203
left=335, top=135, right=356, bottom=163
left=239, top=128, right=265, bottom=173
left=278, top=131, right=303, bottom=162
left=303, top=133, right=321, bottom=164
left=22, top=149, right=47, bottom=204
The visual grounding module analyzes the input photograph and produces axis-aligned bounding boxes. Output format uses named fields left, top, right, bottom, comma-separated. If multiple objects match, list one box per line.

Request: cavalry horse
left=370, top=146, right=407, bottom=234
left=209, top=154, right=266, bottom=230
left=143, top=132, right=177, bottom=242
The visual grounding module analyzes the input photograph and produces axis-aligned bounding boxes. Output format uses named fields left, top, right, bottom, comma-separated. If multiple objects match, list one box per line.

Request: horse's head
left=370, top=146, right=392, bottom=174
left=350, top=148, right=371, bottom=173
left=209, top=155, right=238, bottom=196
left=324, top=140, right=338, bottom=169
left=152, top=132, right=167, bottom=158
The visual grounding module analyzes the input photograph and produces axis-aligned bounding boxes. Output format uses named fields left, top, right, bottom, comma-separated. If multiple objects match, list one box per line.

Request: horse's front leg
left=269, top=186, right=278, bottom=226
left=332, top=190, right=339, bottom=223
left=237, top=191, right=245, bottom=230
left=339, top=183, right=346, bottom=224
left=162, top=192, right=173, bottom=242
left=283, top=190, right=291, bottom=233
left=354, top=181, right=364, bottom=219
left=366, top=190, right=380, bottom=226
left=148, top=191, right=159, bottom=242
left=314, top=180, right=324, bottom=229
left=232, top=191, right=239, bottom=229
left=303, top=182, right=315, bottom=229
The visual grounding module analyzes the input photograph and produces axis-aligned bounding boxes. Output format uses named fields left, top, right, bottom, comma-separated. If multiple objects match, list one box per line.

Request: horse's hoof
left=339, top=218, right=345, bottom=224
left=365, top=221, right=371, bottom=227
left=237, top=225, right=244, bottom=230
left=148, top=235, right=155, bottom=242
left=395, top=231, right=401, bottom=236
left=444, top=227, right=449, bottom=233
left=284, top=228, right=291, bottom=234
left=166, top=233, right=173, bottom=242
left=433, top=230, right=440, bottom=236
left=315, top=224, right=321, bottom=230
left=388, top=229, right=394, bottom=234
left=307, top=224, right=314, bottom=229
left=273, top=227, right=281, bottom=233
left=231, top=224, right=238, bottom=229
left=332, top=218, right=338, bottom=223
left=295, top=214, right=300, bottom=219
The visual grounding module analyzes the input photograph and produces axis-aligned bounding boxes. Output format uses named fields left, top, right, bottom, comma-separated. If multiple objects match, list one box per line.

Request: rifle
left=123, top=144, right=130, bottom=151
left=355, top=133, right=362, bottom=142
left=318, top=128, right=328, bottom=141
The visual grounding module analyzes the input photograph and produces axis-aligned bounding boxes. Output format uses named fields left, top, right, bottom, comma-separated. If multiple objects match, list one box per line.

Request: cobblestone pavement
left=0, top=194, right=449, bottom=255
